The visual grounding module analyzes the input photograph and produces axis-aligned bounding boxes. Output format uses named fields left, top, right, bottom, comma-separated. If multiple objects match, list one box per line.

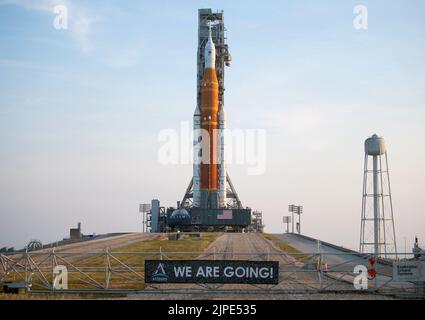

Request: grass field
left=262, top=233, right=313, bottom=263
left=0, top=232, right=222, bottom=296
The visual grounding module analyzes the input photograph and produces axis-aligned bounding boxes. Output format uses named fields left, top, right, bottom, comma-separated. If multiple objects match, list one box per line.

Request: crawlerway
left=168, top=304, right=203, bottom=318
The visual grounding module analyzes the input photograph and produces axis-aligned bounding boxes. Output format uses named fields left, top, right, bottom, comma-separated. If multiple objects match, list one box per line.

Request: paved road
left=274, top=233, right=411, bottom=291
left=139, top=233, right=395, bottom=299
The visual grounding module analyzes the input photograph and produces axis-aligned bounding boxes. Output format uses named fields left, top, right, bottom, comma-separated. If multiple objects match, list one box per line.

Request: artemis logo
left=353, top=265, right=368, bottom=290
left=152, top=263, right=169, bottom=282
left=53, top=265, right=68, bottom=290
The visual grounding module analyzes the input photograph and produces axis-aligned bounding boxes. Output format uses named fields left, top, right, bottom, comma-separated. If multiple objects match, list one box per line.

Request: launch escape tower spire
left=360, top=134, right=398, bottom=258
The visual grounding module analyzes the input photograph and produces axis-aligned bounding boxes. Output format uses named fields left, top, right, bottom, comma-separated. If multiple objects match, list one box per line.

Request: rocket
left=193, top=25, right=226, bottom=209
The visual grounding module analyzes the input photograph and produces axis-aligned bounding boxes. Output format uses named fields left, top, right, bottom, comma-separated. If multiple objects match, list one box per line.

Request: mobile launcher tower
left=165, top=9, right=251, bottom=232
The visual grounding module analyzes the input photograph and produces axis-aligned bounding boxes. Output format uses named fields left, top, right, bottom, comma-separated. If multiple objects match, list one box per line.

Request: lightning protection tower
left=360, top=134, right=397, bottom=258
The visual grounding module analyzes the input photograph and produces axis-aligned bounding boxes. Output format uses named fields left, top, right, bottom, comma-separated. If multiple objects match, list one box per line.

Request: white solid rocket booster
left=218, top=103, right=227, bottom=208
left=193, top=104, right=201, bottom=207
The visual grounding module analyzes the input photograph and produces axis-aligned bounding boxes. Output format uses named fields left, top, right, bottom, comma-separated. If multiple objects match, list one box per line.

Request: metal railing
left=0, top=249, right=424, bottom=298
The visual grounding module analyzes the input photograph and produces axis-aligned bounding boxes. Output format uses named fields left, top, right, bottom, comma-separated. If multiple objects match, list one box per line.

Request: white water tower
left=360, top=134, right=397, bottom=258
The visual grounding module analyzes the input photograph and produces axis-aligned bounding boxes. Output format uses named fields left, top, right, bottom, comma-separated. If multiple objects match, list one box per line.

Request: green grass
left=1, top=232, right=222, bottom=293
left=113, top=232, right=220, bottom=258
left=262, top=234, right=313, bottom=263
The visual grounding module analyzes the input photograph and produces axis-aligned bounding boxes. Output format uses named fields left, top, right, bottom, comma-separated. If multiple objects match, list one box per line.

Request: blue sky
left=1, top=0, right=425, bottom=250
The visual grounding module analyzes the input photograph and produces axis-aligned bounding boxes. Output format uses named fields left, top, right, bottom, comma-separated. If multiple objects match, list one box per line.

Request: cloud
left=0, top=0, right=98, bottom=54
left=0, top=0, right=60, bottom=12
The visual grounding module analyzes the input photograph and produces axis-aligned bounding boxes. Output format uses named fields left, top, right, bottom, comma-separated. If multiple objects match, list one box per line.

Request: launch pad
left=166, top=207, right=251, bottom=232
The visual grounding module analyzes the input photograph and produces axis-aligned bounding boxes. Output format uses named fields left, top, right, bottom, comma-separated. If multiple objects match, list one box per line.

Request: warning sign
left=145, top=260, right=279, bottom=284
left=393, top=261, right=425, bottom=282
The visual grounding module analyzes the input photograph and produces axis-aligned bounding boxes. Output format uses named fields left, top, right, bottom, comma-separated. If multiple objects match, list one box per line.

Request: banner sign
left=145, top=260, right=279, bottom=284
left=393, top=261, right=425, bottom=282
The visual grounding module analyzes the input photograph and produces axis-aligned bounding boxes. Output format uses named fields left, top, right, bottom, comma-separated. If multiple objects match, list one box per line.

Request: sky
left=0, top=0, right=424, bottom=251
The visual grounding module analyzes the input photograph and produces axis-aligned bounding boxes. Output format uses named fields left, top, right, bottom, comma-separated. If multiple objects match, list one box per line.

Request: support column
left=373, top=155, right=380, bottom=256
